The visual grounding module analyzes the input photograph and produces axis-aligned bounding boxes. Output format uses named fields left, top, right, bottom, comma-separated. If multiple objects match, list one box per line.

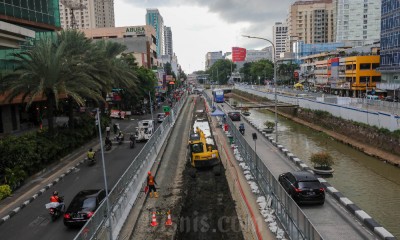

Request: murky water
left=230, top=98, right=400, bottom=238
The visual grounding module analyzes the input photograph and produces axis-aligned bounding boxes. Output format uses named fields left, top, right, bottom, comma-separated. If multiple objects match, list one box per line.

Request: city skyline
left=115, top=0, right=293, bottom=72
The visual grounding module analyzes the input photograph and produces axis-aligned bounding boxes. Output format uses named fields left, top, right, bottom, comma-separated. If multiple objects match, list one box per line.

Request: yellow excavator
left=188, top=127, right=220, bottom=168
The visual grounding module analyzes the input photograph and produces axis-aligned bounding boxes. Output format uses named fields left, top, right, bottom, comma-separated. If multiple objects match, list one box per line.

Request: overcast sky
left=115, top=0, right=293, bottom=73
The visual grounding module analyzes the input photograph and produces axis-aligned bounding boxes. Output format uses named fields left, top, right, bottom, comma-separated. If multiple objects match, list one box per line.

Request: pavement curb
left=0, top=157, right=87, bottom=226
left=243, top=115, right=396, bottom=240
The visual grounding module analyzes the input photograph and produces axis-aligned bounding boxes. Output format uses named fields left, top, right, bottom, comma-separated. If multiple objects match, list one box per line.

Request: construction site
left=122, top=95, right=246, bottom=240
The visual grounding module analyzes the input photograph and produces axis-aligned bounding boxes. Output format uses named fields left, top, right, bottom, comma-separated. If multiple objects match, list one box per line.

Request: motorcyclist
left=105, top=137, right=112, bottom=147
left=87, top=148, right=95, bottom=160
left=239, top=123, right=245, bottom=134
left=50, top=191, right=64, bottom=212
left=129, top=134, right=135, bottom=148
left=117, top=131, right=124, bottom=142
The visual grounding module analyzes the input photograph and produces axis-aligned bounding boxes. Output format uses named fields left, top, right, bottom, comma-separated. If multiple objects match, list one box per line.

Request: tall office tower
left=164, top=26, right=173, bottom=56
left=273, top=22, right=288, bottom=59
left=59, top=0, right=115, bottom=30
left=380, top=0, right=400, bottom=85
left=286, top=0, right=334, bottom=50
left=146, top=9, right=165, bottom=56
left=334, top=0, right=380, bottom=43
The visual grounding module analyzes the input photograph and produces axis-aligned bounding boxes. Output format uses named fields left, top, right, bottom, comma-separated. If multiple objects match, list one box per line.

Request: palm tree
left=0, top=37, right=94, bottom=135
left=87, top=41, right=138, bottom=112
left=57, top=30, right=104, bottom=128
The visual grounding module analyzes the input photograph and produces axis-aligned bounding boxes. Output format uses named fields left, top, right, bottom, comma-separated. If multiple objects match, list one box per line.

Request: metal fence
left=204, top=92, right=323, bottom=240
left=73, top=92, right=188, bottom=240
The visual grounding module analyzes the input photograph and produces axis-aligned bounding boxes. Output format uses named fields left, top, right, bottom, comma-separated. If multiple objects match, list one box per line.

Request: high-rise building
left=286, top=0, right=334, bottom=47
left=334, top=0, right=381, bottom=43
left=273, top=22, right=288, bottom=59
left=164, top=26, right=173, bottom=56
left=146, top=9, right=164, bottom=57
left=378, top=0, right=400, bottom=98
left=0, top=0, right=61, bottom=134
left=59, top=0, right=115, bottom=30
left=205, top=51, right=223, bottom=70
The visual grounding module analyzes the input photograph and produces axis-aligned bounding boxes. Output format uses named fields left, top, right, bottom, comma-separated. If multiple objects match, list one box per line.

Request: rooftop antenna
left=60, top=0, right=87, bottom=29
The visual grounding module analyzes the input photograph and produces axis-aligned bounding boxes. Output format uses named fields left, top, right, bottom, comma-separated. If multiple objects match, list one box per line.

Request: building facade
left=59, top=0, right=115, bottom=30
left=293, top=41, right=345, bottom=62
left=334, top=0, right=381, bottom=43
left=379, top=0, right=400, bottom=99
left=273, top=22, right=288, bottom=60
left=0, top=0, right=61, bottom=134
left=286, top=0, right=334, bottom=47
left=146, top=9, right=164, bottom=57
left=164, top=26, right=173, bottom=56
left=81, top=25, right=158, bottom=68
left=205, top=51, right=223, bottom=70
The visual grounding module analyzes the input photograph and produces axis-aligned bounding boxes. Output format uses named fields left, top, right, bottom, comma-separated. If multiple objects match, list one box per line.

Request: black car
left=228, top=111, right=241, bottom=121
left=278, top=171, right=325, bottom=205
left=64, top=189, right=106, bottom=227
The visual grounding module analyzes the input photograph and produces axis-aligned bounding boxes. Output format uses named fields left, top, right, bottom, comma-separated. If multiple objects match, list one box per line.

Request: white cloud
left=115, top=0, right=291, bottom=72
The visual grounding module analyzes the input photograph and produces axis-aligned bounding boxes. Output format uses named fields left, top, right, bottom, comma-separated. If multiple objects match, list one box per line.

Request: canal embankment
left=230, top=90, right=400, bottom=167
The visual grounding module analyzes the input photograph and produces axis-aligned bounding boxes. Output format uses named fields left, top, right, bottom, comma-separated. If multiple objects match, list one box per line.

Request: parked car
left=64, top=189, right=106, bottom=227
left=384, top=96, right=398, bottom=102
left=157, top=113, right=166, bottom=123
left=228, top=111, right=241, bottom=121
left=278, top=171, right=325, bottom=205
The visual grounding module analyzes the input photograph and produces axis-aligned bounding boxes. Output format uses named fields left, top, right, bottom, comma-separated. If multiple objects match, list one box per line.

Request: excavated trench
left=175, top=96, right=244, bottom=240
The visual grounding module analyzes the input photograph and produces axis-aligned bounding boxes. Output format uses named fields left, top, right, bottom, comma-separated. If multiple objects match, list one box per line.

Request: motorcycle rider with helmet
left=49, top=191, right=64, bottom=212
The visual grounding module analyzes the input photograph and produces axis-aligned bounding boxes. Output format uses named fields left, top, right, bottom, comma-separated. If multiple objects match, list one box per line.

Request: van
left=366, top=95, right=379, bottom=100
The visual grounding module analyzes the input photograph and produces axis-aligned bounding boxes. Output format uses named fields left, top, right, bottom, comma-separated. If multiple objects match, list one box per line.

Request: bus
left=212, top=89, right=224, bottom=103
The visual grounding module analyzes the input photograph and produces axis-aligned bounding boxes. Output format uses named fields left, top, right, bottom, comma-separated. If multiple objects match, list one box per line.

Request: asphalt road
left=214, top=96, right=376, bottom=239
left=0, top=112, right=163, bottom=240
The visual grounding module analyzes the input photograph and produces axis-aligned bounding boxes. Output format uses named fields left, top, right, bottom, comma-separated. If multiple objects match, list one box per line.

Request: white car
left=157, top=113, right=166, bottom=123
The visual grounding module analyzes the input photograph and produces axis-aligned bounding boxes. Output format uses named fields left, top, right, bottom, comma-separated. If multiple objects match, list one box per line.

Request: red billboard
left=232, top=47, right=246, bottom=62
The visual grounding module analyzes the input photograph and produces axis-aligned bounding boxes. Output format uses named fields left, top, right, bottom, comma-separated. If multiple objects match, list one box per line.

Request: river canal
left=230, top=97, right=400, bottom=238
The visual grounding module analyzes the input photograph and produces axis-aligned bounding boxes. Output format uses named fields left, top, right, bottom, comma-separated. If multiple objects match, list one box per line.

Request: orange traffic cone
left=150, top=212, right=158, bottom=227
left=165, top=210, right=173, bottom=226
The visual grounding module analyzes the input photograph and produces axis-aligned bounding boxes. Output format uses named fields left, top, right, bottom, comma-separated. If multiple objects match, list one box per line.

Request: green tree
left=206, top=59, right=235, bottom=84
left=0, top=37, right=94, bottom=135
left=57, top=30, right=103, bottom=128
left=240, top=62, right=253, bottom=83
left=250, top=59, right=274, bottom=84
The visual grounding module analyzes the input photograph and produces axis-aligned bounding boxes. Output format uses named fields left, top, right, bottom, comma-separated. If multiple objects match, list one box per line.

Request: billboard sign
left=232, top=47, right=247, bottom=62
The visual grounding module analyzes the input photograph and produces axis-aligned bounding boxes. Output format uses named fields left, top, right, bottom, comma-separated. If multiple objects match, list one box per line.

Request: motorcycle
left=116, top=135, right=124, bottom=145
left=239, top=128, right=245, bottom=135
left=130, top=139, right=135, bottom=148
left=46, top=197, right=65, bottom=221
left=105, top=142, right=112, bottom=151
left=86, top=153, right=96, bottom=166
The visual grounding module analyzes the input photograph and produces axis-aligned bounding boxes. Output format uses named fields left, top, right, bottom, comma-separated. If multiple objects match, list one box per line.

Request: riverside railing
left=204, top=92, right=322, bottom=240
left=73, top=92, right=188, bottom=240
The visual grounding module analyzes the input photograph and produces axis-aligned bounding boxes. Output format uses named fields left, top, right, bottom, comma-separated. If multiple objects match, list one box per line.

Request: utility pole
left=96, top=109, right=113, bottom=240
left=149, top=91, right=154, bottom=122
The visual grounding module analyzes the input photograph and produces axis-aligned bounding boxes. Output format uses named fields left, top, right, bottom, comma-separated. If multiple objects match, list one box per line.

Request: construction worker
left=147, top=171, right=158, bottom=198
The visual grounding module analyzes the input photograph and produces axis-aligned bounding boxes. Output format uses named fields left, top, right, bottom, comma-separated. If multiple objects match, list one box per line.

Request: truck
left=188, top=127, right=220, bottom=168
left=135, top=120, right=155, bottom=142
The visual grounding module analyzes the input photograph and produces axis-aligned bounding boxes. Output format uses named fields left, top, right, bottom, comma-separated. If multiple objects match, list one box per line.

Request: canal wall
left=231, top=90, right=400, bottom=167
left=242, top=115, right=396, bottom=240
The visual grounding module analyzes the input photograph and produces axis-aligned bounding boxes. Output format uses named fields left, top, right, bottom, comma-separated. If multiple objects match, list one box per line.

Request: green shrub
left=310, top=152, right=334, bottom=169
left=0, top=115, right=102, bottom=187
left=0, top=185, right=12, bottom=200
left=314, top=110, right=330, bottom=118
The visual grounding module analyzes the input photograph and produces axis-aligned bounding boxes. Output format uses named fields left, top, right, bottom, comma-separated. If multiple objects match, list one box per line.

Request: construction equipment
left=188, top=127, right=220, bottom=168
left=60, top=0, right=86, bottom=29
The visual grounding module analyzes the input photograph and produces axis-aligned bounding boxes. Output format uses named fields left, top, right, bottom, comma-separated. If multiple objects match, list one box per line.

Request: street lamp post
left=243, top=35, right=278, bottom=142
left=95, top=109, right=113, bottom=240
